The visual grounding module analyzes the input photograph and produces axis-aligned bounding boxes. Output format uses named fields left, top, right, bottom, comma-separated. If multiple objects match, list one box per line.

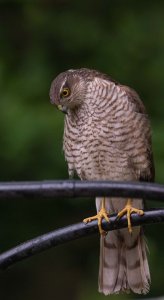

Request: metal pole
left=0, top=209, right=163, bottom=270
left=0, top=180, right=164, bottom=200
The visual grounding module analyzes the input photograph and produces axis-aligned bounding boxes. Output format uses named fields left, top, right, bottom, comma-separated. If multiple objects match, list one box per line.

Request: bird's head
left=49, top=69, right=87, bottom=114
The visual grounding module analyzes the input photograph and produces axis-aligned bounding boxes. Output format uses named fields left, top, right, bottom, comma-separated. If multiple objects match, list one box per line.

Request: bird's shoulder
left=82, top=69, right=146, bottom=114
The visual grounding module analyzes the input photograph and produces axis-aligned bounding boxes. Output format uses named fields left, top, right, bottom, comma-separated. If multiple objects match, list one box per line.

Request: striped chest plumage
left=63, top=79, right=151, bottom=181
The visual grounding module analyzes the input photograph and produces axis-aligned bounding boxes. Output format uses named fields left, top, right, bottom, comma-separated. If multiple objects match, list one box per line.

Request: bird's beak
left=57, top=105, right=68, bottom=114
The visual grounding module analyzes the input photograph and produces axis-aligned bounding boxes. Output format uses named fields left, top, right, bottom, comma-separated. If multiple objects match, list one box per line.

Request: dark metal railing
left=0, top=180, right=163, bottom=270
left=0, top=180, right=164, bottom=200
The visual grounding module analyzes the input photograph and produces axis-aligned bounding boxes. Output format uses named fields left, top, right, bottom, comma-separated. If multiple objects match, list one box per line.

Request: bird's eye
left=61, top=87, right=70, bottom=97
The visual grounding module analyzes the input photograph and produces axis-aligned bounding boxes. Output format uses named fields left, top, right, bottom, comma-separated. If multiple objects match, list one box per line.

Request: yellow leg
left=83, top=198, right=110, bottom=235
left=117, top=199, right=144, bottom=233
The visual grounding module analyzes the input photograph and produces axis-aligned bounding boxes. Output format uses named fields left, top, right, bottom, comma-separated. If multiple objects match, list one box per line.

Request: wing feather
left=120, top=84, right=155, bottom=182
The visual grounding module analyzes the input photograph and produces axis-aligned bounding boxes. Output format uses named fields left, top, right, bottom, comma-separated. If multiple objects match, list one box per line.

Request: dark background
left=0, top=1, right=164, bottom=299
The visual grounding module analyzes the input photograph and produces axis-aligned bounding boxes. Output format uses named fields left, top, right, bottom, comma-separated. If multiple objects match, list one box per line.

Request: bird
left=49, top=68, right=154, bottom=295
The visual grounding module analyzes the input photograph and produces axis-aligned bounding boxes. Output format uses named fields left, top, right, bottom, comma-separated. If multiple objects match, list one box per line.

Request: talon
left=117, top=199, right=144, bottom=233
left=83, top=198, right=110, bottom=235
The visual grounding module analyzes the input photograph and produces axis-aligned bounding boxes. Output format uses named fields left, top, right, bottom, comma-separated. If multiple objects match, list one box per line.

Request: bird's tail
left=99, top=224, right=150, bottom=295
left=98, top=227, right=150, bottom=295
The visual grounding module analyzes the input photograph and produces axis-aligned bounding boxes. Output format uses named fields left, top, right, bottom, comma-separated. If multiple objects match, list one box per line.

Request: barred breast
left=63, top=78, right=151, bottom=183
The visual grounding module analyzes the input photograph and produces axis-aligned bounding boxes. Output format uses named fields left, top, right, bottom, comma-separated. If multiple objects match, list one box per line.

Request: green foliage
left=0, top=1, right=164, bottom=299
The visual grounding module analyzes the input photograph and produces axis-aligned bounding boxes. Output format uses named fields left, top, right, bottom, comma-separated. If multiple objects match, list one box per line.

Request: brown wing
left=121, top=84, right=155, bottom=183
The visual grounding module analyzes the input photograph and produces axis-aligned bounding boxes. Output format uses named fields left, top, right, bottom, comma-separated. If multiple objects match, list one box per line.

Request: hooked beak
left=57, top=105, right=68, bottom=114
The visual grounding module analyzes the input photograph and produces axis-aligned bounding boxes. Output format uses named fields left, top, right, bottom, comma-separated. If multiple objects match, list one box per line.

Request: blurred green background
left=0, top=0, right=164, bottom=299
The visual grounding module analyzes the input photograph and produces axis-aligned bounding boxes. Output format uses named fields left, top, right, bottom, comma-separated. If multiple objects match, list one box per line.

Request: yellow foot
left=117, top=201, right=144, bottom=233
left=83, top=207, right=110, bottom=235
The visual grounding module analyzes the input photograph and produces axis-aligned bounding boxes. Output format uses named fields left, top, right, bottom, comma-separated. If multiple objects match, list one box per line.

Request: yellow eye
left=61, top=87, right=70, bottom=97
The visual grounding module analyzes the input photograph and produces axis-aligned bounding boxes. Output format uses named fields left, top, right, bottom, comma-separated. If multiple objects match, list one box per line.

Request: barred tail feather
left=125, top=232, right=150, bottom=294
left=98, top=231, right=122, bottom=295
left=98, top=228, right=150, bottom=295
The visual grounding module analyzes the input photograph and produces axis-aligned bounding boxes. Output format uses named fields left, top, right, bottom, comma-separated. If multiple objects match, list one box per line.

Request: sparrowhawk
left=50, top=68, right=154, bottom=295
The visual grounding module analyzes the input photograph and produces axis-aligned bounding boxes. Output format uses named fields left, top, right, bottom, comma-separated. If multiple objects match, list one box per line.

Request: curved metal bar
left=0, top=180, right=164, bottom=200
left=0, top=209, right=163, bottom=270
